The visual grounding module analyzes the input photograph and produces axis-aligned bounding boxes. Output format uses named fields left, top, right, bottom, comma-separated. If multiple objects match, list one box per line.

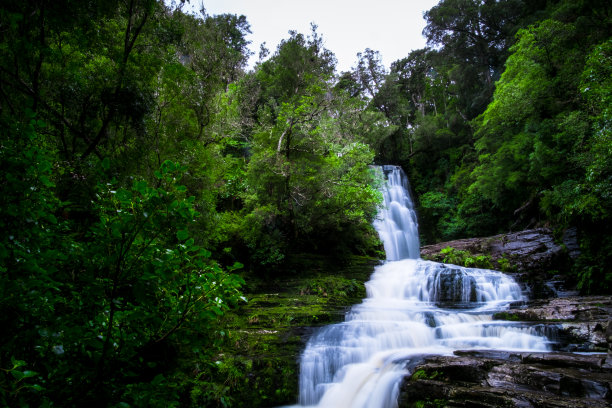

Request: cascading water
left=372, top=165, right=420, bottom=261
left=294, top=166, right=552, bottom=408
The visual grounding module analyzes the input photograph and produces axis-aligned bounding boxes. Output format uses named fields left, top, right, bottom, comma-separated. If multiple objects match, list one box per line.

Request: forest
left=0, top=0, right=610, bottom=406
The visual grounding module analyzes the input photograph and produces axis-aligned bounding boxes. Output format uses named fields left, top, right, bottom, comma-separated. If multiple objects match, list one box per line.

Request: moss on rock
left=207, top=254, right=379, bottom=406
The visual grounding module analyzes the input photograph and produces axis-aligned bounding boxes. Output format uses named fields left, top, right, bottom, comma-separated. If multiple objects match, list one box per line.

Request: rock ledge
left=399, top=350, right=612, bottom=408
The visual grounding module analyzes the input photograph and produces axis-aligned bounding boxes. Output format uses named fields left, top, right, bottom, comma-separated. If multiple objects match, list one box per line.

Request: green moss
left=492, top=311, right=520, bottom=321
left=411, top=399, right=448, bottom=408
left=411, top=369, right=440, bottom=381
left=439, top=247, right=493, bottom=269
left=430, top=247, right=518, bottom=272
left=421, top=253, right=439, bottom=262
left=495, top=256, right=516, bottom=272
left=204, top=254, right=379, bottom=406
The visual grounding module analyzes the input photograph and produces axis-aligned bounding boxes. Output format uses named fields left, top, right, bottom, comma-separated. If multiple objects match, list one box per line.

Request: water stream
left=294, top=165, right=552, bottom=408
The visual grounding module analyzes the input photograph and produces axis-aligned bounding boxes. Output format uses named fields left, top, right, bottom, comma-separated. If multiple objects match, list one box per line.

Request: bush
left=440, top=247, right=493, bottom=269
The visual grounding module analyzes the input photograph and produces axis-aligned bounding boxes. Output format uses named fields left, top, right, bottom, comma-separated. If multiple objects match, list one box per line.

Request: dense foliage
left=361, top=0, right=611, bottom=293
left=1, top=0, right=611, bottom=406
left=0, top=1, right=385, bottom=406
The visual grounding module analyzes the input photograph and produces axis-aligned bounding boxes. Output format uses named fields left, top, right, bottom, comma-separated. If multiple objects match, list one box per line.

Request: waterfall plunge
left=294, top=166, right=552, bottom=408
left=373, top=165, right=420, bottom=261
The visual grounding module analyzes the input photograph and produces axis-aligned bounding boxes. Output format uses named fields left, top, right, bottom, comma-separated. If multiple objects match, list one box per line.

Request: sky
left=184, top=0, right=440, bottom=73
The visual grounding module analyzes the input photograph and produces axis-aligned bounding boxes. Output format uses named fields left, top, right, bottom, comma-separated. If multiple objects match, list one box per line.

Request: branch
left=83, top=1, right=150, bottom=160
left=277, top=118, right=295, bottom=154
left=154, top=274, right=232, bottom=344
left=0, top=69, right=82, bottom=137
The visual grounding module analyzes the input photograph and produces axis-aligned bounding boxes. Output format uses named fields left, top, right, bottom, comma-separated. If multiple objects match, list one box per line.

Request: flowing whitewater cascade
left=372, top=165, right=420, bottom=261
left=294, top=166, right=553, bottom=408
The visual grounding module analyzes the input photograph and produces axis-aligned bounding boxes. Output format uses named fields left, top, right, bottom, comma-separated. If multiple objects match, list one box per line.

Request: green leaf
left=134, top=180, right=148, bottom=195
left=198, top=249, right=212, bottom=258
left=151, top=374, right=165, bottom=386
left=176, top=230, right=189, bottom=241
left=21, top=370, right=37, bottom=379
left=37, top=160, right=52, bottom=173
left=11, top=357, right=26, bottom=368
left=115, top=189, right=132, bottom=202
left=39, top=175, right=55, bottom=187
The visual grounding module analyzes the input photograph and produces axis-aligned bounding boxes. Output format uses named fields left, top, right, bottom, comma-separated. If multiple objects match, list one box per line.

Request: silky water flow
left=293, top=165, right=552, bottom=408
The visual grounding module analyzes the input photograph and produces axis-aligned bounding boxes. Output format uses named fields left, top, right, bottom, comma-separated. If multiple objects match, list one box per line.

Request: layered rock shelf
left=500, top=296, right=611, bottom=353
left=420, top=228, right=579, bottom=274
left=396, top=295, right=612, bottom=407
left=398, top=350, right=611, bottom=408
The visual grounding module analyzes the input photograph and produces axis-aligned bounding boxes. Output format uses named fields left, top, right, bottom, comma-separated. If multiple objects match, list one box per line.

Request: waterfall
left=294, top=165, right=552, bottom=408
left=373, top=166, right=420, bottom=261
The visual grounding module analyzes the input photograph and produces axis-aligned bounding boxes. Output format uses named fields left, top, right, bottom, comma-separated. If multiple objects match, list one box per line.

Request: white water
left=372, top=166, right=420, bottom=261
left=294, top=165, right=552, bottom=408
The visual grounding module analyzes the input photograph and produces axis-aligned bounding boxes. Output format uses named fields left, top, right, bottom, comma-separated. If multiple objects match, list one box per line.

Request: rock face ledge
left=420, top=227, right=579, bottom=298
left=500, top=296, right=611, bottom=353
left=419, top=228, right=574, bottom=270
left=398, top=350, right=612, bottom=408
left=395, top=294, right=612, bottom=407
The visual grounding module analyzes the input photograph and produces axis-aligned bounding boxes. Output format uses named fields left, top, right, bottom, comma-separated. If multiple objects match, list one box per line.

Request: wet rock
left=420, top=228, right=572, bottom=272
left=432, top=267, right=478, bottom=303
left=491, top=230, right=567, bottom=270
left=408, top=232, right=612, bottom=407
left=398, top=351, right=612, bottom=408
left=561, top=227, right=581, bottom=259
left=605, top=321, right=612, bottom=368
left=513, top=296, right=612, bottom=321
left=492, top=296, right=611, bottom=352
left=558, top=322, right=608, bottom=351
left=420, top=228, right=579, bottom=298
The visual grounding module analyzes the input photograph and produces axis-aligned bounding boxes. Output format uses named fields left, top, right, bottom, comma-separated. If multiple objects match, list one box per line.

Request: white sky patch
left=185, top=0, right=440, bottom=72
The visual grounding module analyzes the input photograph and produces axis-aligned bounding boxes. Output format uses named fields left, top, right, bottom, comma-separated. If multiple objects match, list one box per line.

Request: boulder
left=511, top=296, right=612, bottom=321
left=398, top=350, right=612, bottom=408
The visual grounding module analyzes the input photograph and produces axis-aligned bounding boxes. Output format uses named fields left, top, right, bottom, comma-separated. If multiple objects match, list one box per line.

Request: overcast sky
left=184, top=0, right=440, bottom=73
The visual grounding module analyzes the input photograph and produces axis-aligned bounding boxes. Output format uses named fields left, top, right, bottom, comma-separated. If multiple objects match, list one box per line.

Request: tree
left=0, top=118, right=245, bottom=407
left=0, top=2, right=252, bottom=405
left=464, top=1, right=612, bottom=292
left=256, top=25, right=335, bottom=106
left=353, top=48, right=386, bottom=99
left=237, top=29, right=383, bottom=267
left=423, top=0, right=550, bottom=119
left=175, top=10, right=251, bottom=140
left=470, top=19, right=584, bottom=215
